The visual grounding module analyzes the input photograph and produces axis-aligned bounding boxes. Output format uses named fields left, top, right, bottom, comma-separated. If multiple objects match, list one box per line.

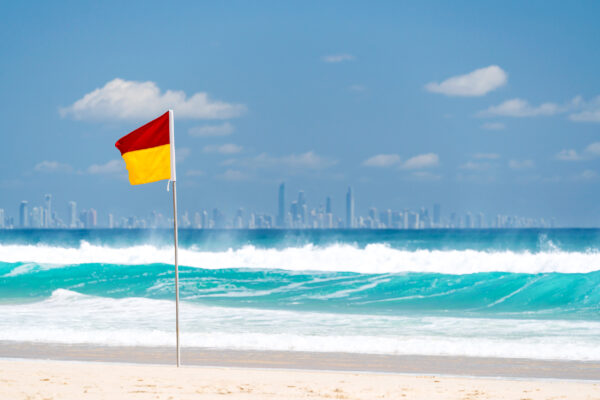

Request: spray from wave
left=1, top=241, right=600, bottom=274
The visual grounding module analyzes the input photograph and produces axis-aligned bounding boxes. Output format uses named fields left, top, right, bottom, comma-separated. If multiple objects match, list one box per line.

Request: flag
left=115, top=110, right=175, bottom=185
left=113, top=109, right=181, bottom=366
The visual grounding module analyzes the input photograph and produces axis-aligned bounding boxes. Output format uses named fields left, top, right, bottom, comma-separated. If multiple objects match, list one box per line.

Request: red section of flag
left=115, top=111, right=170, bottom=155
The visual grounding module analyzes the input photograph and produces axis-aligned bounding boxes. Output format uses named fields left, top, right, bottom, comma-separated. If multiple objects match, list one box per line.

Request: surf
left=1, top=240, right=600, bottom=274
left=1, top=289, right=599, bottom=361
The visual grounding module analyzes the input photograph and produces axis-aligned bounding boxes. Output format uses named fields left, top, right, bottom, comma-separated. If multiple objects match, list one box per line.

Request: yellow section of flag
left=121, top=144, right=171, bottom=185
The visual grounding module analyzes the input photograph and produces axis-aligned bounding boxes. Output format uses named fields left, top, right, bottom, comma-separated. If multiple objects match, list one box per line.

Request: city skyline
left=1, top=183, right=557, bottom=230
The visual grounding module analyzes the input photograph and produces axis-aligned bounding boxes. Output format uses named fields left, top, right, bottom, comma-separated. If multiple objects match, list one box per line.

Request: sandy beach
left=3, top=342, right=600, bottom=380
left=2, top=358, right=600, bottom=400
left=1, top=343, right=600, bottom=399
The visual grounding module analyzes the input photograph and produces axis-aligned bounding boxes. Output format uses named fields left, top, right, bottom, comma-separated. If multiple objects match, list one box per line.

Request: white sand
left=1, top=359, right=599, bottom=399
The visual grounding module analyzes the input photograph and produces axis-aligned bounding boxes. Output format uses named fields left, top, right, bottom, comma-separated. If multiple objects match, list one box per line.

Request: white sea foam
left=1, top=290, right=600, bottom=360
left=2, top=241, right=600, bottom=274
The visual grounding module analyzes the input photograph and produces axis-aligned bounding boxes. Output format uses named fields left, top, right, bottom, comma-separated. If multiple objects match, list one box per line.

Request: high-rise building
left=0, top=209, right=4, bottom=229
left=212, top=208, right=225, bottom=228
left=346, top=187, right=355, bottom=228
left=290, top=201, right=298, bottom=227
left=44, top=194, right=52, bottom=228
left=301, top=204, right=308, bottom=226
left=235, top=208, right=244, bottom=229
left=367, top=207, right=378, bottom=228
left=450, top=212, right=458, bottom=228
left=31, top=206, right=43, bottom=228
left=68, top=201, right=77, bottom=228
left=385, top=209, right=392, bottom=228
left=201, top=210, right=209, bottom=229
left=86, top=209, right=97, bottom=228
left=476, top=212, right=484, bottom=229
left=433, top=203, right=441, bottom=227
left=19, top=201, right=28, bottom=228
left=277, top=182, right=285, bottom=228
left=325, top=196, right=332, bottom=214
left=408, top=212, right=420, bottom=229
left=464, top=212, right=473, bottom=229
left=325, top=212, right=333, bottom=228
left=108, top=213, right=114, bottom=229
left=297, top=191, right=306, bottom=225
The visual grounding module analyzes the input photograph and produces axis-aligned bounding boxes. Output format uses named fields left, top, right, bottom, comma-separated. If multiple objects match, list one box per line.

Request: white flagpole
left=169, top=109, right=181, bottom=367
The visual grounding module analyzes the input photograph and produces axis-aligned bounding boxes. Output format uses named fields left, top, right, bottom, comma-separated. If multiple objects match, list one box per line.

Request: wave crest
left=1, top=241, right=600, bottom=274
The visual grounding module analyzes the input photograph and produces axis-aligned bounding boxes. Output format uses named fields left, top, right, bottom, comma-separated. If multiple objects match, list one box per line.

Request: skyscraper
left=297, top=191, right=306, bottom=226
left=201, top=210, right=209, bottom=229
left=464, top=212, right=473, bottom=229
left=44, top=194, right=52, bottom=228
left=325, top=196, right=332, bottom=214
left=433, top=203, right=441, bottom=227
left=19, top=201, right=28, bottom=228
left=476, top=212, right=484, bottom=229
left=85, top=209, right=97, bottom=228
left=0, top=209, right=4, bottom=229
left=277, top=182, right=285, bottom=228
left=31, top=207, right=42, bottom=228
left=235, top=208, right=244, bottom=229
left=346, top=187, right=355, bottom=228
left=68, top=201, right=77, bottom=228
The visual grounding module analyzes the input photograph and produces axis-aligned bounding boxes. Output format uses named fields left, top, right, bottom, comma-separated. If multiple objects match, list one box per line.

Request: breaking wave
left=1, top=241, right=600, bottom=274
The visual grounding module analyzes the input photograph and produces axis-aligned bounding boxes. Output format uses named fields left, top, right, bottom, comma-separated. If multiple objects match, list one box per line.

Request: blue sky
left=1, top=1, right=600, bottom=225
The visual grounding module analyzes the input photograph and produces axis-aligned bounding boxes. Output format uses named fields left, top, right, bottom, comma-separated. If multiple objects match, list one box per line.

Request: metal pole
left=172, top=180, right=181, bottom=367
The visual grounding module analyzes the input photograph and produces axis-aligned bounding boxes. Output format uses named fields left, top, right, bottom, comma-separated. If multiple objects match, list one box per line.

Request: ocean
left=1, top=229, right=599, bottom=361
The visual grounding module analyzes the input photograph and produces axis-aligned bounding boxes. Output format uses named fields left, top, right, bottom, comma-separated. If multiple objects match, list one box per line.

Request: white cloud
left=203, top=143, right=243, bottom=155
left=585, top=142, right=600, bottom=156
left=578, top=170, right=598, bottom=180
left=425, top=65, right=507, bottom=97
left=34, top=161, right=72, bottom=173
left=555, top=149, right=582, bottom=161
left=322, top=54, right=355, bottom=63
left=508, top=159, right=534, bottom=170
left=569, top=96, right=600, bottom=122
left=460, top=161, right=491, bottom=171
left=479, top=98, right=563, bottom=117
left=473, top=153, right=500, bottom=160
left=186, top=169, right=205, bottom=177
left=60, top=78, right=246, bottom=121
left=220, top=158, right=237, bottom=166
left=477, top=95, right=600, bottom=122
left=252, top=151, right=337, bottom=170
left=410, top=171, right=442, bottom=180
left=222, top=151, right=337, bottom=171
left=572, top=110, right=600, bottom=123
left=87, top=159, right=124, bottom=174
left=218, top=169, right=249, bottom=181
left=481, top=122, right=505, bottom=130
left=401, top=153, right=439, bottom=170
left=189, top=122, right=235, bottom=137
left=362, top=154, right=402, bottom=167
left=555, top=142, right=600, bottom=161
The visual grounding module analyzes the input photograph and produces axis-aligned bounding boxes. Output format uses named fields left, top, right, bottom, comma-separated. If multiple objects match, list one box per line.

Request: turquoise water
left=1, top=229, right=599, bottom=360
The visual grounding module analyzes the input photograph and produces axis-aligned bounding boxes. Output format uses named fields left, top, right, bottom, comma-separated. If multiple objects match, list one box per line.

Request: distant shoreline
left=1, top=341, right=599, bottom=381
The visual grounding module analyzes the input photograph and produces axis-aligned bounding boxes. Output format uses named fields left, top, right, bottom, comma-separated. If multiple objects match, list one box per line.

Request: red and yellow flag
left=115, top=111, right=175, bottom=185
